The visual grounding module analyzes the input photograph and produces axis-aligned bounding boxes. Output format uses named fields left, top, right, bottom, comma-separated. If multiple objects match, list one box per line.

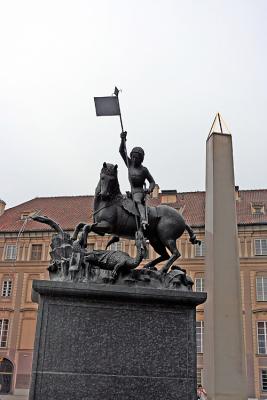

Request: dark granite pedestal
left=29, top=280, right=206, bottom=400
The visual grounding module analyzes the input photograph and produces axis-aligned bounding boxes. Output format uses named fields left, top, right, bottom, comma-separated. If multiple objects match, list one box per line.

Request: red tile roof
left=0, top=189, right=267, bottom=233
left=0, top=196, right=94, bottom=233
left=235, top=189, right=267, bottom=225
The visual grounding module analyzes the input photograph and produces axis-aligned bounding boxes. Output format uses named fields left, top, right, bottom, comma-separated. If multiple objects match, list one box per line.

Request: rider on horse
left=119, top=131, right=156, bottom=231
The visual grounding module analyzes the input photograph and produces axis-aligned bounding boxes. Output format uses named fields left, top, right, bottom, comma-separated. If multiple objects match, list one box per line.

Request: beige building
left=0, top=189, right=267, bottom=398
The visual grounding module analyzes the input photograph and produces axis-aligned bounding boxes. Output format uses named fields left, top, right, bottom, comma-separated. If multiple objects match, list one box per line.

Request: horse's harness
left=93, top=202, right=115, bottom=217
left=92, top=184, right=122, bottom=215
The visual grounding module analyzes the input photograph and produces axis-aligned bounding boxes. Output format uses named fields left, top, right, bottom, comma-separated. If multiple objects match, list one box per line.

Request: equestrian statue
left=29, top=91, right=200, bottom=288
left=82, top=159, right=200, bottom=274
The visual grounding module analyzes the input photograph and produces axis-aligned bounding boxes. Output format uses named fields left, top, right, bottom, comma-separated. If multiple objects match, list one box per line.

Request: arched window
left=0, top=358, right=13, bottom=394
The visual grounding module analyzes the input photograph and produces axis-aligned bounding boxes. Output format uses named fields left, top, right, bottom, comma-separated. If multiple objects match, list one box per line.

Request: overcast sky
left=1, top=0, right=266, bottom=209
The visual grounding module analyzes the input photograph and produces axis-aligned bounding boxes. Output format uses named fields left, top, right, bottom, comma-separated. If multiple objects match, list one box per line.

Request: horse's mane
left=101, top=163, right=118, bottom=176
left=96, top=163, right=122, bottom=201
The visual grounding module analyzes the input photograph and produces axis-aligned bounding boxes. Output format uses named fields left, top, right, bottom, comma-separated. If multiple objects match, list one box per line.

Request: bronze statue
left=28, top=90, right=201, bottom=289
left=31, top=213, right=195, bottom=289
left=83, top=162, right=200, bottom=274
left=119, top=131, right=155, bottom=230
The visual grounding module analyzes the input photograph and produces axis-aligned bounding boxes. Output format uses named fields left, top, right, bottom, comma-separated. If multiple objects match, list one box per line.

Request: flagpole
left=114, top=87, right=130, bottom=169
left=119, top=114, right=124, bottom=132
left=114, top=88, right=141, bottom=234
left=114, top=88, right=129, bottom=168
left=94, top=87, right=144, bottom=237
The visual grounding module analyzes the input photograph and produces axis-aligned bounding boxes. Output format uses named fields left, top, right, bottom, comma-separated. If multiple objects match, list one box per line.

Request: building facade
left=0, top=190, right=267, bottom=398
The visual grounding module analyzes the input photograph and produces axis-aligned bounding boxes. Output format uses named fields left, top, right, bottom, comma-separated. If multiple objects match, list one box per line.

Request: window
left=251, top=203, right=265, bottom=215
left=255, top=239, right=267, bottom=256
left=87, top=243, right=95, bottom=252
left=197, top=368, right=203, bottom=386
left=31, top=244, right=42, bottom=261
left=258, top=322, right=267, bottom=354
left=195, top=276, right=205, bottom=292
left=0, top=319, right=9, bottom=347
left=144, top=244, right=150, bottom=259
left=110, top=242, right=123, bottom=251
left=261, top=370, right=267, bottom=391
left=1, top=280, right=12, bottom=297
left=256, top=276, right=267, bottom=301
left=196, top=321, right=204, bottom=353
left=195, top=242, right=205, bottom=257
left=5, top=245, right=17, bottom=260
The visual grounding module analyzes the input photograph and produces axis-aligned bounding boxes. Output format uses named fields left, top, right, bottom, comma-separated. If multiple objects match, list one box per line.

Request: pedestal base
left=29, top=280, right=206, bottom=400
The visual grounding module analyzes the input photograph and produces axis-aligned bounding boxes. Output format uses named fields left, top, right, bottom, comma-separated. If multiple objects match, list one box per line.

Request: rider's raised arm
left=145, top=168, right=156, bottom=194
left=119, top=131, right=130, bottom=167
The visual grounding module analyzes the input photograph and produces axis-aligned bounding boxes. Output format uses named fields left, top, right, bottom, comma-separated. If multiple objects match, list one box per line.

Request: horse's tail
left=185, top=224, right=201, bottom=246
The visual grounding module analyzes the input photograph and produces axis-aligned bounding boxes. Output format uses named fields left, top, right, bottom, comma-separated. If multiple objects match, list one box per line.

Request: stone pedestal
left=29, top=280, right=206, bottom=400
left=204, top=132, right=247, bottom=399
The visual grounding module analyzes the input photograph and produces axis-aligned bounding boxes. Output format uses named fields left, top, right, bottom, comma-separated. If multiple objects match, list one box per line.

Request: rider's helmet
left=130, top=147, right=145, bottom=162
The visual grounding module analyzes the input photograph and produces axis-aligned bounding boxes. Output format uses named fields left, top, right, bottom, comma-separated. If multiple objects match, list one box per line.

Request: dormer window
left=21, top=212, right=30, bottom=220
left=20, top=211, right=39, bottom=220
left=251, top=203, right=265, bottom=215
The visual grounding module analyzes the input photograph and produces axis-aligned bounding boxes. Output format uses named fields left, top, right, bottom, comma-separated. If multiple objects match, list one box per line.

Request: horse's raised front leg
left=90, top=221, right=113, bottom=236
left=82, top=221, right=114, bottom=249
left=81, top=224, right=95, bottom=248
left=71, top=222, right=87, bottom=241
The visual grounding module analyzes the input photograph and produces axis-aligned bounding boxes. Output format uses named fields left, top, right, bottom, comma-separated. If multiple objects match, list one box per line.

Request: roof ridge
left=33, top=195, right=93, bottom=199
left=5, top=195, right=94, bottom=211
left=237, top=188, right=267, bottom=193
left=175, top=191, right=205, bottom=195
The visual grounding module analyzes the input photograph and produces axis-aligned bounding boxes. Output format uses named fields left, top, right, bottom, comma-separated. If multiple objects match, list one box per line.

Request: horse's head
left=99, top=162, right=120, bottom=200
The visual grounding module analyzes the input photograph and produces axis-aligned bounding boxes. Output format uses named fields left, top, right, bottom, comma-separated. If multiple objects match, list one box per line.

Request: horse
left=82, top=162, right=200, bottom=273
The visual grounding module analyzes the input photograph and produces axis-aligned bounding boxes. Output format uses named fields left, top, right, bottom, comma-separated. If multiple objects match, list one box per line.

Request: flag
left=94, top=96, right=121, bottom=116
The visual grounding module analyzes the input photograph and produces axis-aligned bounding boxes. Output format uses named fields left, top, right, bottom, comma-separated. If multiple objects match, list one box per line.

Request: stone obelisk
left=204, top=117, right=247, bottom=400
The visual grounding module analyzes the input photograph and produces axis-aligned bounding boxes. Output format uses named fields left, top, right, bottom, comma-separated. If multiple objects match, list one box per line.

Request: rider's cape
left=121, top=197, right=139, bottom=217
left=121, top=196, right=160, bottom=230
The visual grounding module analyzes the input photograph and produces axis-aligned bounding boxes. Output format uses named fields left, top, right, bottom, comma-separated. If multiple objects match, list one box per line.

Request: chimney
left=0, top=199, right=6, bottom=216
left=152, top=184, right=159, bottom=198
left=235, top=185, right=240, bottom=201
left=161, top=190, right=177, bottom=204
